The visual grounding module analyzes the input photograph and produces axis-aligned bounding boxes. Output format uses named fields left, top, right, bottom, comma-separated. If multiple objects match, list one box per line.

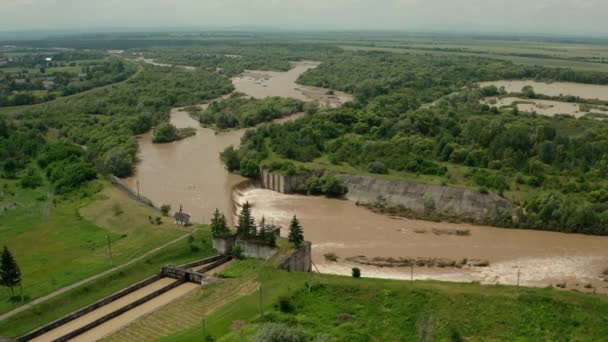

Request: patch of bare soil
left=347, top=256, right=489, bottom=268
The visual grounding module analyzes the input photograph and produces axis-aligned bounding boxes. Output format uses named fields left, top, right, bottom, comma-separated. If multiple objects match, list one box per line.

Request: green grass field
left=0, top=179, right=189, bottom=316
left=0, top=228, right=215, bottom=337
left=144, top=259, right=608, bottom=342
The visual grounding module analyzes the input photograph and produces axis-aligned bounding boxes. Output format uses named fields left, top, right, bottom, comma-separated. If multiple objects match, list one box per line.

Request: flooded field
left=232, top=61, right=353, bottom=108
left=235, top=187, right=608, bottom=293
left=482, top=97, right=608, bottom=118
left=480, top=80, right=608, bottom=101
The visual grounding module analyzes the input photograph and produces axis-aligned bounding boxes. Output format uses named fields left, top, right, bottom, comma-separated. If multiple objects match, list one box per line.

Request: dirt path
left=0, top=232, right=192, bottom=323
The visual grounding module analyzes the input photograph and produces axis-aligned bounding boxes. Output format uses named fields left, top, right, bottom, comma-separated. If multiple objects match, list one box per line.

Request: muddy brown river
left=123, top=63, right=608, bottom=294
left=479, top=80, right=608, bottom=101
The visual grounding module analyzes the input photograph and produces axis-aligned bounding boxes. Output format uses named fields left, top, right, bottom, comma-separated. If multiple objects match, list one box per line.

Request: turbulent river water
left=124, top=62, right=608, bottom=293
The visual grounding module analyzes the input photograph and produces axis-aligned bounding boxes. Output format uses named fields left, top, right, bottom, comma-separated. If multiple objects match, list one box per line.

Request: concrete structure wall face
left=280, top=242, right=312, bottom=272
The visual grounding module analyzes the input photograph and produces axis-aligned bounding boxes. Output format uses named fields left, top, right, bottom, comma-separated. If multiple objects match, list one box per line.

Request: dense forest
left=4, top=40, right=608, bottom=234
left=0, top=63, right=233, bottom=196
left=192, top=95, right=307, bottom=129
left=226, top=51, right=608, bottom=235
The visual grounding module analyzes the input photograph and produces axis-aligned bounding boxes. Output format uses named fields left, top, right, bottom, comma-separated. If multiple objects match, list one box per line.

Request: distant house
left=78, top=73, right=88, bottom=79
left=14, top=79, right=27, bottom=85
left=174, top=211, right=191, bottom=226
left=45, top=57, right=52, bottom=62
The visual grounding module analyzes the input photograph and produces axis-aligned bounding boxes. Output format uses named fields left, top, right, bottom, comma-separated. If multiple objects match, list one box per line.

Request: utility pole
left=410, top=264, right=414, bottom=283
left=201, top=318, right=206, bottom=341
left=517, top=267, right=521, bottom=288
left=136, top=180, right=140, bottom=199
left=259, top=285, right=263, bottom=318
left=107, top=235, right=113, bottom=267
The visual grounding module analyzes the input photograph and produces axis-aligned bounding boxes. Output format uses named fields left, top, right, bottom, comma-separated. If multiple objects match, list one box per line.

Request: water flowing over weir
left=123, top=62, right=608, bottom=293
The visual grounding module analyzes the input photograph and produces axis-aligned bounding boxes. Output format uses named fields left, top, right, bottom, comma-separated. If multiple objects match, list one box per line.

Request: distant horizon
left=2, top=0, right=607, bottom=40
left=1, top=27, right=607, bottom=43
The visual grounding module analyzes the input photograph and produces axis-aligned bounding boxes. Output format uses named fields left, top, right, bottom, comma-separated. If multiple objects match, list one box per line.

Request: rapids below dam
left=123, top=63, right=608, bottom=293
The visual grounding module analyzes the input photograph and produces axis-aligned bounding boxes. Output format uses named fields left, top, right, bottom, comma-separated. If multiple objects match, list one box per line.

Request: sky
left=1, top=0, right=607, bottom=37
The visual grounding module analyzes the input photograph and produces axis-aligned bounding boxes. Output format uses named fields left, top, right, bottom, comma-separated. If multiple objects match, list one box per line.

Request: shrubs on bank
left=298, top=174, right=347, bottom=198
left=152, top=123, right=196, bottom=143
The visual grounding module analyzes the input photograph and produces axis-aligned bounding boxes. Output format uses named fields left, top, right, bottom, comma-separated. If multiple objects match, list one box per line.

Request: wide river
left=124, top=63, right=608, bottom=293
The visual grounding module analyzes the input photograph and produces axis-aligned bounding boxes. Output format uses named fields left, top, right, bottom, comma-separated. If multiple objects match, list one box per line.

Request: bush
left=19, top=167, right=43, bottom=189
left=277, top=296, right=295, bottom=313
left=352, top=267, right=361, bottom=278
left=112, top=203, right=123, bottom=216
left=300, top=174, right=348, bottom=198
left=152, top=123, right=179, bottom=143
left=161, top=204, right=171, bottom=216
left=232, top=245, right=244, bottom=259
left=255, top=323, right=303, bottom=342
left=368, top=161, right=388, bottom=174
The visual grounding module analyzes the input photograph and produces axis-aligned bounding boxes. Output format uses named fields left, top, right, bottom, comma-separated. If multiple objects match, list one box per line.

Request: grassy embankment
left=0, top=178, right=200, bottom=321
left=99, top=255, right=608, bottom=342
left=93, top=235, right=608, bottom=341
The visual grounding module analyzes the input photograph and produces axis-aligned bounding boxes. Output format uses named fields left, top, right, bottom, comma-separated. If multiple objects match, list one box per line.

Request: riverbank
left=233, top=184, right=608, bottom=294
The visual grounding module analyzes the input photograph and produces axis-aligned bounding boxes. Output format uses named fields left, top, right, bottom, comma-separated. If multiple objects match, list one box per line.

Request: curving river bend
left=123, top=62, right=608, bottom=293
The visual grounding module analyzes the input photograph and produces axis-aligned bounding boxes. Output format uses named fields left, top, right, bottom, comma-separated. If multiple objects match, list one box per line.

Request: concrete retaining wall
left=213, top=236, right=236, bottom=255
left=280, top=242, right=312, bottom=272
left=259, top=168, right=321, bottom=194
left=178, top=255, right=225, bottom=269
left=17, top=274, right=162, bottom=341
left=213, top=236, right=278, bottom=260
left=18, top=255, right=225, bottom=341
left=53, top=280, right=185, bottom=342
left=236, top=240, right=278, bottom=260
left=338, top=174, right=512, bottom=221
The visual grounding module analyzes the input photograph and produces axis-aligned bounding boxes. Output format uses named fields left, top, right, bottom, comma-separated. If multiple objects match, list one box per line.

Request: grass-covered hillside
left=103, top=258, right=608, bottom=342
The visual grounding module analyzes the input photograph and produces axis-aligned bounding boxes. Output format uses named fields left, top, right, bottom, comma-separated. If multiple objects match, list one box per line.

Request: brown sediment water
left=31, top=278, right=177, bottom=342
left=69, top=282, right=199, bottom=342
left=122, top=107, right=246, bottom=225
left=234, top=187, right=608, bottom=293
left=122, top=63, right=608, bottom=294
left=482, top=97, right=608, bottom=118
left=122, top=61, right=347, bottom=224
left=231, top=61, right=353, bottom=108
left=479, top=80, right=608, bottom=101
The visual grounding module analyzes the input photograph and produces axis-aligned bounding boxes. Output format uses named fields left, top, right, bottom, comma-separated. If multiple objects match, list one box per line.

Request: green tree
left=152, top=123, right=179, bottom=143
left=220, top=146, right=241, bottom=172
left=211, top=208, right=230, bottom=237
left=237, top=201, right=255, bottom=238
left=1, top=246, right=21, bottom=296
left=160, top=204, right=171, bottom=217
left=288, top=215, right=304, bottom=247
left=103, top=148, right=133, bottom=177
